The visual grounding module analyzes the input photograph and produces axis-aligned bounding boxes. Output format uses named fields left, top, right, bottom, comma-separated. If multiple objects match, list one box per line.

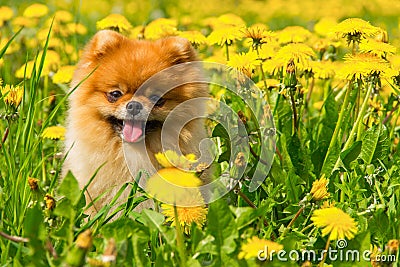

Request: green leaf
left=207, top=199, right=238, bottom=264
left=321, top=141, right=340, bottom=176
left=230, top=206, right=267, bottom=230
left=340, top=141, right=362, bottom=170
left=53, top=198, right=76, bottom=219
left=285, top=170, right=303, bottom=202
left=140, top=209, right=175, bottom=244
left=212, top=123, right=230, bottom=139
left=24, top=203, right=45, bottom=241
left=359, top=125, right=389, bottom=165
left=58, top=171, right=81, bottom=206
left=101, top=217, right=145, bottom=242
left=0, top=28, right=23, bottom=58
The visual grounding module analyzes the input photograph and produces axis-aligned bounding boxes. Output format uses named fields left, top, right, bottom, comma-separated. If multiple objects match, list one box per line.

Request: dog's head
left=70, top=30, right=207, bottom=143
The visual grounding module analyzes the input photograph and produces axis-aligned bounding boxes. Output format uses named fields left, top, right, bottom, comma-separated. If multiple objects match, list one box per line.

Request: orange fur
left=63, top=30, right=208, bottom=215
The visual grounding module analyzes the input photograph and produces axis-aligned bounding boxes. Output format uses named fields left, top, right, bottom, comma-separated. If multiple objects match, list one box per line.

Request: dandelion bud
left=386, top=239, right=399, bottom=254
left=310, top=176, right=330, bottom=201
left=44, top=194, right=56, bottom=210
left=237, top=110, right=247, bottom=124
left=284, top=59, right=297, bottom=88
left=28, top=177, right=39, bottom=191
left=234, top=152, right=246, bottom=167
left=1, top=84, right=23, bottom=107
left=76, top=229, right=93, bottom=250
left=66, top=229, right=93, bottom=267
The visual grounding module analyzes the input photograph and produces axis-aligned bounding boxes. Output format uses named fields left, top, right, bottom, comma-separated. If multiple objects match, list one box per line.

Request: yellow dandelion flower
left=275, top=43, right=315, bottom=70
left=263, top=58, right=285, bottom=76
left=1, top=84, right=23, bottom=107
left=177, top=31, right=207, bottom=46
left=52, top=65, right=76, bottom=84
left=42, top=126, right=66, bottom=140
left=12, top=16, right=37, bottom=28
left=242, top=24, right=275, bottom=48
left=96, top=14, right=132, bottom=32
left=278, top=26, right=312, bottom=44
left=308, top=60, right=337, bottom=79
left=238, top=236, right=283, bottom=260
left=0, top=38, right=20, bottom=55
left=146, top=167, right=203, bottom=205
left=227, top=50, right=261, bottom=77
left=256, top=79, right=281, bottom=91
left=23, top=3, right=48, bottom=18
left=0, top=6, right=14, bottom=26
left=257, top=42, right=280, bottom=60
left=130, top=25, right=145, bottom=39
left=161, top=192, right=207, bottom=233
left=207, top=25, right=244, bottom=46
left=16, top=50, right=61, bottom=78
left=389, top=54, right=400, bottom=70
left=216, top=13, right=245, bottom=27
left=310, top=176, right=330, bottom=200
left=331, top=18, right=380, bottom=45
left=54, top=10, right=73, bottom=23
left=314, top=17, right=337, bottom=37
left=311, top=207, right=358, bottom=240
left=155, top=150, right=197, bottom=169
left=337, top=53, right=389, bottom=80
left=144, top=18, right=177, bottom=40
left=66, top=23, right=88, bottom=35
left=359, top=39, right=396, bottom=58
left=15, top=61, right=34, bottom=79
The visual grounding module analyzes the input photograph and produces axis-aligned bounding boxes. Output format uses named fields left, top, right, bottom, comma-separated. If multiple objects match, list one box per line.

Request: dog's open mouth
left=108, top=116, right=162, bottom=143
left=122, top=120, right=145, bottom=143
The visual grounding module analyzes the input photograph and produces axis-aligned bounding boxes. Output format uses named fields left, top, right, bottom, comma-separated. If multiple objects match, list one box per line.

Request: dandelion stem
left=382, top=100, right=400, bottom=125
left=225, top=42, right=230, bottom=61
left=235, top=186, right=257, bottom=209
left=287, top=206, right=304, bottom=229
left=1, top=126, right=9, bottom=144
left=374, top=180, right=385, bottom=206
left=174, top=205, right=187, bottom=267
left=321, top=82, right=352, bottom=173
left=343, top=78, right=374, bottom=150
left=255, top=46, right=270, bottom=103
left=0, top=231, right=29, bottom=243
left=289, top=88, right=298, bottom=134
left=281, top=206, right=305, bottom=238
left=319, top=236, right=331, bottom=266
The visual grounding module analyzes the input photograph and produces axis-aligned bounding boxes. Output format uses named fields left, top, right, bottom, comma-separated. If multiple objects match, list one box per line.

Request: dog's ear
left=85, top=30, right=125, bottom=59
left=160, top=36, right=198, bottom=64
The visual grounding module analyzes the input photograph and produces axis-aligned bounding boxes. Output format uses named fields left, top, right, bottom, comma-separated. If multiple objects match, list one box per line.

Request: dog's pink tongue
left=123, top=120, right=143, bottom=143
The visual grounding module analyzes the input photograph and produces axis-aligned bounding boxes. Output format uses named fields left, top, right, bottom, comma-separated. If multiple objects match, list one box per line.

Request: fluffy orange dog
left=63, top=30, right=208, bottom=214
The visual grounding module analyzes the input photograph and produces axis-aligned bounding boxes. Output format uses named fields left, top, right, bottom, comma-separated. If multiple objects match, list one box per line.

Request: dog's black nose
left=126, top=101, right=143, bottom=116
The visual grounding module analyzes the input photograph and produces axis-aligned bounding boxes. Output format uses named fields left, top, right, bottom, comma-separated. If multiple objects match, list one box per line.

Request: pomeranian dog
left=63, top=30, right=208, bottom=215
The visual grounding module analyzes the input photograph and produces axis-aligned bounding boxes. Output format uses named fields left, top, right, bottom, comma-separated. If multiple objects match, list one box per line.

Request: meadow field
left=0, top=0, right=399, bottom=266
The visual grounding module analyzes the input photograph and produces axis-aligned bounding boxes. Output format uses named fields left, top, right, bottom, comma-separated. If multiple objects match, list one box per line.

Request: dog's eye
left=107, top=90, right=123, bottom=102
left=149, top=94, right=166, bottom=107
